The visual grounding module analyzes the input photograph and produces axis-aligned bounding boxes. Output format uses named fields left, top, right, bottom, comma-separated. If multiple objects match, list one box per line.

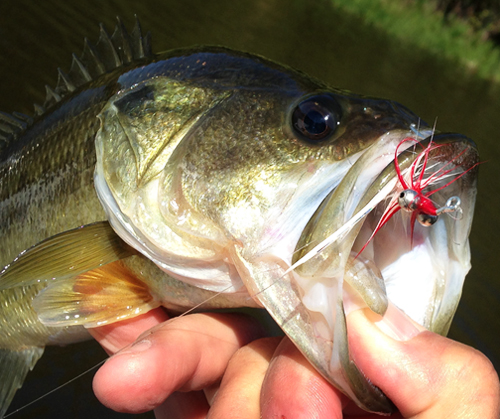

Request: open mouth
left=282, top=130, right=478, bottom=412
left=292, top=131, right=478, bottom=329
left=352, top=132, right=478, bottom=333
left=96, top=101, right=478, bottom=413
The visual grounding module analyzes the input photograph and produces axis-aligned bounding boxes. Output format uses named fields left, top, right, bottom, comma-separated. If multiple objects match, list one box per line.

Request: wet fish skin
left=0, top=46, right=411, bottom=415
left=94, top=48, right=424, bottom=276
left=0, top=21, right=478, bottom=417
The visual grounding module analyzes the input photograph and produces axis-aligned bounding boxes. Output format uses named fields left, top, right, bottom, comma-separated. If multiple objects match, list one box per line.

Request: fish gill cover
left=0, top=13, right=480, bottom=418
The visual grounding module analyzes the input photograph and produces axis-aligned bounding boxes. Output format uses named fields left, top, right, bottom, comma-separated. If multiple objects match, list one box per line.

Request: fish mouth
left=350, top=133, right=478, bottom=333
left=96, top=84, right=478, bottom=412
left=295, top=131, right=478, bottom=332
left=287, top=130, right=478, bottom=412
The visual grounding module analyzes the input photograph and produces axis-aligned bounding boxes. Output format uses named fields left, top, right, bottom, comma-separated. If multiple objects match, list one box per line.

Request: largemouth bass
left=0, top=18, right=478, bottom=416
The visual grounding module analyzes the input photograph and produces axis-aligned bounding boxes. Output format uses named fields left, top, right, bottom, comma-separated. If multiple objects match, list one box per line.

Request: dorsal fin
left=0, top=112, right=32, bottom=151
left=0, top=16, right=153, bottom=151
left=44, top=16, right=152, bottom=110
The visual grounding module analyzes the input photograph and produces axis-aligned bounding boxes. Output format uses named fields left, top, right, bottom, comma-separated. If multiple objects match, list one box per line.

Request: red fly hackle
left=356, top=137, right=479, bottom=258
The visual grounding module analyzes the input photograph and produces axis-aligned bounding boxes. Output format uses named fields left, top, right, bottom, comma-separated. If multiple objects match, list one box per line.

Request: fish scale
left=0, top=18, right=478, bottom=418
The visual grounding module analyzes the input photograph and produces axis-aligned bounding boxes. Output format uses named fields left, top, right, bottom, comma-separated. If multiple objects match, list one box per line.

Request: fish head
left=94, top=48, right=479, bottom=413
left=95, top=48, right=423, bottom=288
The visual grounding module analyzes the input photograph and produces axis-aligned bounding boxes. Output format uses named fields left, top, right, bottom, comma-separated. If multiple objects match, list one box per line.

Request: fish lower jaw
left=288, top=205, right=469, bottom=405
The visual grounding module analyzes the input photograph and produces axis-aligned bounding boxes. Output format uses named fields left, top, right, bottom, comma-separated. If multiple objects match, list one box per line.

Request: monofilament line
left=4, top=360, right=107, bottom=418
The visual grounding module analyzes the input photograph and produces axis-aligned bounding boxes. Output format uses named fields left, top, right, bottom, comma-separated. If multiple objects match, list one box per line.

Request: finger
left=91, top=312, right=265, bottom=414
left=155, top=391, right=209, bottom=419
left=260, top=337, right=345, bottom=419
left=347, top=308, right=500, bottom=418
left=92, top=307, right=213, bottom=419
left=207, top=337, right=281, bottom=419
left=89, top=307, right=170, bottom=354
left=202, top=382, right=220, bottom=406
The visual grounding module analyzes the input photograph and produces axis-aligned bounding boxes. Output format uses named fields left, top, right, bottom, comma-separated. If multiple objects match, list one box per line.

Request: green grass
left=331, top=0, right=500, bottom=82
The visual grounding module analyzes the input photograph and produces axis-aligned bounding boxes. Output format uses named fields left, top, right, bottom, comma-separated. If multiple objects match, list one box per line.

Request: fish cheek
left=160, top=91, right=298, bottom=240
left=96, top=78, right=237, bottom=253
left=98, top=78, right=231, bottom=201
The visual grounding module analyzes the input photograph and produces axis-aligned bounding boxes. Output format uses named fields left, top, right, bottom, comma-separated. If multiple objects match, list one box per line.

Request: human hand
left=89, top=308, right=273, bottom=418
left=89, top=307, right=500, bottom=418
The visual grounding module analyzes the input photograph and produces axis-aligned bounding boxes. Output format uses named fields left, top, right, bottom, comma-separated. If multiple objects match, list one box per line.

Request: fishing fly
left=357, top=137, right=478, bottom=256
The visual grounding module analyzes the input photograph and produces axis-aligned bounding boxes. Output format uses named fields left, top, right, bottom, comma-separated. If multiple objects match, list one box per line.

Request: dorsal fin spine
left=33, top=104, right=45, bottom=116
left=0, top=112, right=29, bottom=147
left=131, top=16, right=146, bottom=58
left=12, top=112, right=33, bottom=125
left=0, top=112, right=27, bottom=131
left=45, top=85, right=62, bottom=103
left=113, top=17, right=133, bottom=64
left=83, top=38, right=106, bottom=75
left=57, top=68, right=76, bottom=93
left=71, top=53, right=92, bottom=83
left=98, top=23, right=122, bottom=68
left=0, top=18, right=154, bottom=154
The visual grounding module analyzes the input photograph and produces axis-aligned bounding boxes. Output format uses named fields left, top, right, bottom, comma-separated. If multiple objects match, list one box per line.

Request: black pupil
left=291, top=94, right=341, bottom=142
left=303, top=110, right=328, bottom=135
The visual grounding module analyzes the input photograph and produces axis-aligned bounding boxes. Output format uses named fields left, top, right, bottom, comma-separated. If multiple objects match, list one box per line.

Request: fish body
left=0, top=20, right=478, bottom=416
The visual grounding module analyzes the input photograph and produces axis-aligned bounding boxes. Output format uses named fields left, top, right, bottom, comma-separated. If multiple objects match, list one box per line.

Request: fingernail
left=115, top=339, right=152, bottom=356
left=373, top=303, right=426, bottom=341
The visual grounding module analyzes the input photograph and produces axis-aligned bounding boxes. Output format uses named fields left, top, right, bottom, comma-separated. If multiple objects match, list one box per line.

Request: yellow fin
left=0, top=222, right=135, bottom=290
left=32, top=260, right=160, bottom=328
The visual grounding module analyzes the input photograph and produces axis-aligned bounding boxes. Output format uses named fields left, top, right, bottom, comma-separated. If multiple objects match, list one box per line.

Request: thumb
left=347, top=306, right=500, bottom=418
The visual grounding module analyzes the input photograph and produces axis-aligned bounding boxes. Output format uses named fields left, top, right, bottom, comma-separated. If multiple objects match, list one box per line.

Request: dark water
left=0, top=0, right=499, bottom=417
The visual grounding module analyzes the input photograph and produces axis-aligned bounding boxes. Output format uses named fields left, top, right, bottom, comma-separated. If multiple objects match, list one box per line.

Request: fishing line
left=12, top=270, right=286, bottom=417
left=6, top=281, right=241, bottom=417
left=8, top=131, right=438, bottom=416
left=4, top=359, right=107, bottom=418
left=3, top=204, right=391, bottom=416
left=246, top=138, right=423, bottom=296
left=166, top=283, right=238, bottom=317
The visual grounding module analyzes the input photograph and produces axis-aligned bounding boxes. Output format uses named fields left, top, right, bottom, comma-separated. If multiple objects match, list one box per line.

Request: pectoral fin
left=0, top=347, right=44, bottom=418
left=0, top=222, right=135, bottom=291
left=33, top=260, right=160, bottom=328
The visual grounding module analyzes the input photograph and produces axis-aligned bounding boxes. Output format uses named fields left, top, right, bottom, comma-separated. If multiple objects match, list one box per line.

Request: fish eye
left=291, top=94, right=342, bottom=142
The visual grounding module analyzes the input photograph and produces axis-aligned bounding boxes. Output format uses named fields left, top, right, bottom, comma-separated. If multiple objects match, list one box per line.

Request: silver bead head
left=398, top=189, right=419, bottom=212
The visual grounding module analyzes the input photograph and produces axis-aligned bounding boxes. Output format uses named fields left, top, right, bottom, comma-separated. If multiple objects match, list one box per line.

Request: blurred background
left=0, top=0, right=499, bottom=417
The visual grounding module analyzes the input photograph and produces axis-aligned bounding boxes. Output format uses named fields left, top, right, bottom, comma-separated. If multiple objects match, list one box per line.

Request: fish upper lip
left=291, top=130, right=478, bottom=324
left=276, top=130, right=478, bottom=413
